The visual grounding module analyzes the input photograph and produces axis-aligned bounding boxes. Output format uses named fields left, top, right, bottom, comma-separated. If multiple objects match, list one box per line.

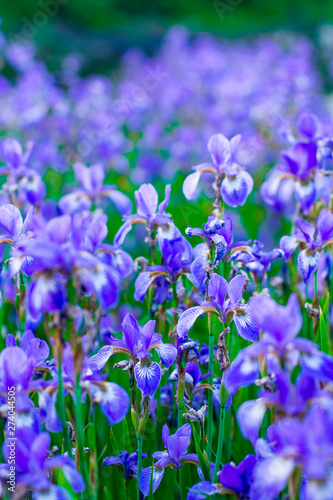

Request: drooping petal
left=106, top=189, right=132, bottom=216
left=223, top=350, right=260, bottom=395
left=134, top=272, right=156, bottom=302
left=99, top=382, right=130, bottom=426
left=155, top=343, right=177, bottom=368
left=237, top=399, right=266, bottom=444
left=113, top=221, right=132, bottom=247
left=233, top=306, right=259, bottom=342
left=301, top=351, right=333, bottom=382
left=47, top=455, right=86, bottom=493
left=177, top=306, right=205, bottom=338
left=250, top=456, right=295, bottom=500
left=294, top=181, right=316, bottom=214
left=187, top=481, right=219, bottom=500
left=139, top=466, right=165, bottom=496
left=134, top=362, right=161, bottom=396
left=298, top=249, right=320, bottom=283
left=88, top=346, right=113, bottom=373
left=221, top=175, right=247, bottom=208
left=28, top=274, right=67, bottom=317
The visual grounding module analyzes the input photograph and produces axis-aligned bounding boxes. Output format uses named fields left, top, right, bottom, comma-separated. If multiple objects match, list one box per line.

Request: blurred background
left=1, top=0, right=333, bottom=249
left=2, top=0, right=333, bottom=74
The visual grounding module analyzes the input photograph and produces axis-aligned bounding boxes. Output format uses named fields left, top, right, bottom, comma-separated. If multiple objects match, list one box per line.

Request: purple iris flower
left=280, top=209, right=333, bottom=282
left=231, top=240, right=284, bottom=280
left=0, top=203, right=36, bottom=276
left=124, top=183, right=171, bottom=230
left=183, top=133, right=253, bottom=207
left=103, top=450, right=148, bottom=480
left=139, top=423, right=199, bottom=495
left=59, top=161, right=132, bottom=215
left=223, top=293, right=333, bottom=395
left=178, top=273, right=259, bottom=342
left=251, top=405, right=333, bottom=500
left=97, top=220, right=133, bottom=279
left=6, top=330, right=62, bottom=432
left=0, top=427, right=85, bottom=497
left=188, top=454, right=257, bottom=500
left=186, top=216, right=226, bottom=291
left=59, top=343, right=130, bottom=426
left=0, top=138, right=46, bottom=205
left=134, top=224, right=191, bottom=302
left=236, top=370, right=322, bottom=445
left=88, top=314, right=176, bottom=396
left=261, top=114, right=326, bottom=214
left=13, top=210, right=124, bottom=318
left=0, top=345, right=40, bottom=413
left=6, top=330, right=49, bottom=369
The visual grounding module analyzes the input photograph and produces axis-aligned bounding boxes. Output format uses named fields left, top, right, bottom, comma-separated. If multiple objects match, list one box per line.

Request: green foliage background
left=2, top=0, right=333, bottom=70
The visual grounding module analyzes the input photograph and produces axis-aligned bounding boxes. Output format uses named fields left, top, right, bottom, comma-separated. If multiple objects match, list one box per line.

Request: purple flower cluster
left=0, top=24, right=333, bottom=500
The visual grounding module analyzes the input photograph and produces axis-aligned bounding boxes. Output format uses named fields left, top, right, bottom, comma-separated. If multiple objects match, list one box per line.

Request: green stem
left=137, top=437, right=143, bottom=500
left=75, top=379, right=90, bottom=497
left=177, top=368, right=185, bottom=427
left=172, top=281, right=178, bottom=329
left=57, top=351, right=72, bottom=458
left=175, top=469, right=181, bottom=500
left=207, top=314, right=214, bottom=460
left=314, top=269, right=318, bottom=299
left=213, top=404, right=226, bottom=481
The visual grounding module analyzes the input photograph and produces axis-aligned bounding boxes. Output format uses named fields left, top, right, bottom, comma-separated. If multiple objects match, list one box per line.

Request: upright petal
left=183, top=171, right=202, bottom=200
left=135, top=184, right=158, bottom=217
left=227, top=274, right=247, bottom=306
left=207, top=134, right=231, bottom=168
left=208, top=273, right=228, bottom=310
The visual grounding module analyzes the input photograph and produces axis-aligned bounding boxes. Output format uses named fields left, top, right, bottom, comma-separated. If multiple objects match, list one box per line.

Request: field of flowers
left=0, top=24, right=333, bottom=500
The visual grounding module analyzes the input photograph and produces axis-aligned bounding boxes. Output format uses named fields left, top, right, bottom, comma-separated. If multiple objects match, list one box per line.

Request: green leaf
left=191, top=424, right=213, bottom=482
left=322, top=293, right=330, bottom=316
left=319, top=306, right=331, bottom=355
left=148, top=459, right=154, bottom=500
